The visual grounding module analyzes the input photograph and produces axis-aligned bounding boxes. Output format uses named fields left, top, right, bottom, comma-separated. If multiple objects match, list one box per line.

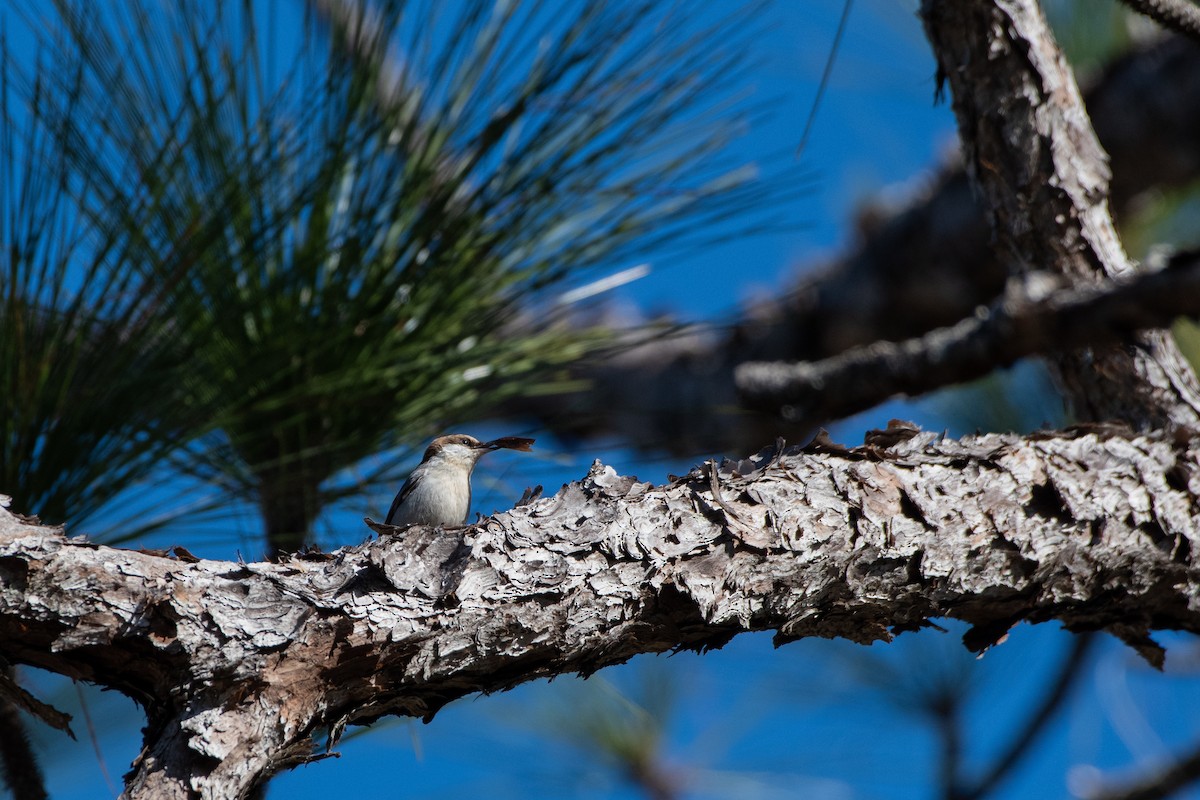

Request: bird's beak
left=481, top=436, right=535, bottom=452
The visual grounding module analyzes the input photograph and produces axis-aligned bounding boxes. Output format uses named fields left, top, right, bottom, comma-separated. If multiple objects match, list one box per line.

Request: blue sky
left=604, top=1, right=955, bottom=321
left=15, top=1, right=1200, bottom=799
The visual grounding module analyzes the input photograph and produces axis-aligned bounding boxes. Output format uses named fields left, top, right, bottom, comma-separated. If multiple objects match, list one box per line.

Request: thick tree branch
left=737, top=250, right=1200, bottom=420
left=2, top=424, right=1199, bottom=796
left=920, top=0, right=1200, bottom=429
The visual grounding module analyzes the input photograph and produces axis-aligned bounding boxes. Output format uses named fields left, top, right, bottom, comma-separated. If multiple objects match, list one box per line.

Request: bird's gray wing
left=385, top=471, right=421, bottom=525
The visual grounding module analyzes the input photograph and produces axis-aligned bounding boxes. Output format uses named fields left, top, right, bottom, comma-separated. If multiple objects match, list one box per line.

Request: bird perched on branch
left=385, top=434, right=534, bottom=527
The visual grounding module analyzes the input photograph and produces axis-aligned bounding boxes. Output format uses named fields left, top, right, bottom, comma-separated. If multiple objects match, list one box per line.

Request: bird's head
left=420, top=433, right=536, bottom=468
left=422, top=434, right=494, bottom=467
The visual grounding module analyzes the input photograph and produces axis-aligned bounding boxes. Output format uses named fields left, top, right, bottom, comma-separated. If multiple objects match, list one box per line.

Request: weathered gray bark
left=3, top=425, right=1199, bottom=797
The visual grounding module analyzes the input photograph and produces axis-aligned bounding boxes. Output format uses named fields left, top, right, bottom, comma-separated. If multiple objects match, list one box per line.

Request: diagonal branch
left=955, top=633, right=1096, bottom=800
left=736, top=250, right=1200, bottom=421
left=1086, top=740, right=1200, bottom=800
left=1120, top=0, right=1200, bottom=43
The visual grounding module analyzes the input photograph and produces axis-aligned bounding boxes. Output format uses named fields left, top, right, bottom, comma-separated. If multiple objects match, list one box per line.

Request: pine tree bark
left=2, top=425, right=1199, bottom=797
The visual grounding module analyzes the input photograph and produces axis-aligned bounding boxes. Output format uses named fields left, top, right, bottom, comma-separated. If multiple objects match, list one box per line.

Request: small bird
left=385, top=433, right=534, bottom=527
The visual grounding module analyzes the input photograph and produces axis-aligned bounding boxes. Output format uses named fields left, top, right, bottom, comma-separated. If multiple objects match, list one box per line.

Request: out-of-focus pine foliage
left=0, top=29, right=213, bottom=535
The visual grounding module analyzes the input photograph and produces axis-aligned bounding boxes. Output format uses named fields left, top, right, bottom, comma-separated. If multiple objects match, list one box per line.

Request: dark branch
left=1087, top=741, right=1200, bottom=800
left=736, top=250, right=1200, bottom=421
left=0, top=691, right=48, bottom=800
left=954, top=634, right=1096, bottom=800
left=0, top=666, right=72, bottom=736
left=935, top=690, right=964, bottom=800
left=1121, top=0, right=1200, bottom=43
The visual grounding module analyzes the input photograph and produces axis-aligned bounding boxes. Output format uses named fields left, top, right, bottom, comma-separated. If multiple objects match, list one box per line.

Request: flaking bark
left=2, top=425, right=1199, bottom=797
